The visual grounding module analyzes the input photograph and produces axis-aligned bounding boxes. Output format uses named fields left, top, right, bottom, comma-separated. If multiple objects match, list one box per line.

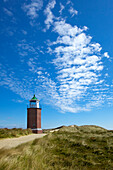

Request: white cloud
left=4, top=18, right=109, bottom=113
left=44, top=0, right=56, bottom=29
left=12, top=99, right=24, bottom=103
left=23, top=0, right=43, bottom=19
left=37, top=71, right=42, bottom=75
left=53, top=21, right=87, bottom=36
left=45, top=19, right=111, bottom=112
left=1, top=0, right=112, bottom=114
left=27, top=58, right=38, bottom=73
left=66, top=0, right=71, bottom=5
left=17, top=40, right=38, bottom=60
left=104, top=52, right=110, bottom=58
left=22, top=30, right=27, bottom=35
left=69, top=7, right=78, bottom=17
left=59, top=3, right=65, bottom=14
left=3, top=8, right=13, bottom=16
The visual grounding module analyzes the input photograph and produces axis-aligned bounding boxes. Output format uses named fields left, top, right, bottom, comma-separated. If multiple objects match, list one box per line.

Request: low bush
left=0, top=128, right=32, bottom=139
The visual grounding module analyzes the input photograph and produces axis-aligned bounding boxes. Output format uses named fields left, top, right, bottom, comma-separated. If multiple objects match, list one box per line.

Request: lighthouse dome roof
left=30, top=95, right=40, bottom=101
left=31, top=94, right=37, bottom=100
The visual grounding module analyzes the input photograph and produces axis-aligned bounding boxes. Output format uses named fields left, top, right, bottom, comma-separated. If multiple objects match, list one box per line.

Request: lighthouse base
left=32, top=128, right=42, bottom=134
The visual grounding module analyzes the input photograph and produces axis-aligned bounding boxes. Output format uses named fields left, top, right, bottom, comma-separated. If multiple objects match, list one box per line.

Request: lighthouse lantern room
left=27, top=95, right=42, bottom=134
left=30, top=95, right=40, bottom=108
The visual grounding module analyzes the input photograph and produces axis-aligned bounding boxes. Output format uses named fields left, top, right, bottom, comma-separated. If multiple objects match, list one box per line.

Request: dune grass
left=0, top=128, right=32, bottom=139
left=0, top=125, right=113, bottom=169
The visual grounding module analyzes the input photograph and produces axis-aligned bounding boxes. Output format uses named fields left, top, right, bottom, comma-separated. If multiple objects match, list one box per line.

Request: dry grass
left=0, top=128, right=32, bottom=139
left=0, top=125, right=113, bottom=169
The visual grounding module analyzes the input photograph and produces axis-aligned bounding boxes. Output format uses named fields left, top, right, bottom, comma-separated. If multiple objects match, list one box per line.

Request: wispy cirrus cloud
left=44, top=0, right=56, bottom=30
left=17, top=40, right=39, bottom=62
left=22, top=0, right=43, bottom=19
left=3, top=8, right=13, bottom=16
left=59, top=3, right=65, bottom=15
left=3, top=0, right=8, bottom=2
left=0, top=0, right=112, bottom=113
left=21, top=30, right=27, bottom=35
left=69, top=6, right=78, bottom=16
left=44, top=18, right=111, bottom=112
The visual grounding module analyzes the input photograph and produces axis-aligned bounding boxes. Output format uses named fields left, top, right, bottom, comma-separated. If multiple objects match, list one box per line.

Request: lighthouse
left=27, top=95, right=42, bottom=134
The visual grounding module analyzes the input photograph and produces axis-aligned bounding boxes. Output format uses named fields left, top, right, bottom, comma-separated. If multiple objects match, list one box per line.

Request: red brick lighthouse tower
left=27, top=95, right=42, bottom=134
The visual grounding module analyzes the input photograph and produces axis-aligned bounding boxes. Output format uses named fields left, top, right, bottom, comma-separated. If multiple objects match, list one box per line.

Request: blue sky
left=0, top=0, right=113, bottom=129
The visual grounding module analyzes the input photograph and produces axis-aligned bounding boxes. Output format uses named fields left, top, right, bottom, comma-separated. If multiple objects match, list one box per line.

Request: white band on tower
left=32, top=128, right=42, bottom=130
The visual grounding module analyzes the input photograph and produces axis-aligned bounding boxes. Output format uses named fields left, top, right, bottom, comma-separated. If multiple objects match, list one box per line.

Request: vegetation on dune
left=0, top=128, right=32, bottom=139
left=0, top=125, right=113, bottom=169
left=43, top=125, right=66, bottom=133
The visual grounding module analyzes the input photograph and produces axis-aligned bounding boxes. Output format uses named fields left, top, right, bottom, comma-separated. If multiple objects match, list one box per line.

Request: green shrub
left=0, top=128, right=32, bottom=139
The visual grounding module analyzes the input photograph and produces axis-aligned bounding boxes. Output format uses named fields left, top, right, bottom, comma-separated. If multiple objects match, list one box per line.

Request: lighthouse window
left=30, top=101, right=36, bottom=108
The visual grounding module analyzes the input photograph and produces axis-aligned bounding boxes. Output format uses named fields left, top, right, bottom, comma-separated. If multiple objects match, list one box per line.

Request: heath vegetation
left=0, top=125, right=113, bottom=169
left=0, top=128, right=32, bottom=139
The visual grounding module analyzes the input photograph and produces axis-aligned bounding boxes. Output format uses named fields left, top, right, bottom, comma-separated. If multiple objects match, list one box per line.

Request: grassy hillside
left=0, top=128, right=32, bottom=139
left=0, top=125, right=113, bottom=169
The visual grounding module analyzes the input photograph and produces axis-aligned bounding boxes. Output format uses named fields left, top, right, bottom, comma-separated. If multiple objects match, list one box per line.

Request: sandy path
left=0, top=134, right=46, bottom=149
